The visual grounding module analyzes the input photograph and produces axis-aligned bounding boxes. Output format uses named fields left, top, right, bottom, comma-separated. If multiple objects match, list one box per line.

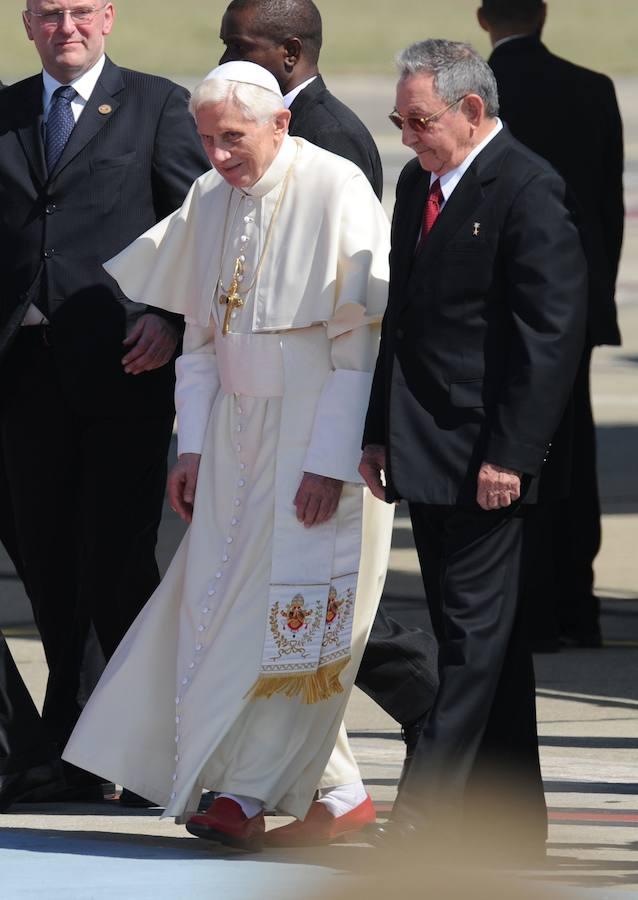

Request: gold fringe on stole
left=245, top=657, right=351, bottom=705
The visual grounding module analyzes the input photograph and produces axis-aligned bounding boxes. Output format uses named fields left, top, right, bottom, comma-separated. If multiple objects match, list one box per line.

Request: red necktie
left=418, top=179, right=443, bottom=248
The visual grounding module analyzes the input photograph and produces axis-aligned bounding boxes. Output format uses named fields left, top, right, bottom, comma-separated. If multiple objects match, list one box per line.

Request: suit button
left=43, top=248, right=55, bottom=258
left=45, top=203, right=56, bottom=215
left=396, top=328, right=404, bottom=340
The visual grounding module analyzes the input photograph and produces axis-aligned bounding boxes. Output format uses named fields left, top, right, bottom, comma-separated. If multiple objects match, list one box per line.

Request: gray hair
left=396, top=40, right=499, bottom=118
left=189, top=79, right=284, bottom=124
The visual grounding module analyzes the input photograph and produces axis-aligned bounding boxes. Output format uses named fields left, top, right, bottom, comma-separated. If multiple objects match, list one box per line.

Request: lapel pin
left=472, top=222, right=481, bottom=237
left=98, top=104, right=112, bottom=115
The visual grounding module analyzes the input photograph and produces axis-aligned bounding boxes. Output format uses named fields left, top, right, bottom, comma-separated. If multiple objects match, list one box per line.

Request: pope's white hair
left=189, top=79, right=284, bottom=124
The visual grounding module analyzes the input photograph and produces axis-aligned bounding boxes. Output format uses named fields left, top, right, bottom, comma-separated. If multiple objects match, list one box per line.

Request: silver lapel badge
left=472, top=222, right=481, bottom=237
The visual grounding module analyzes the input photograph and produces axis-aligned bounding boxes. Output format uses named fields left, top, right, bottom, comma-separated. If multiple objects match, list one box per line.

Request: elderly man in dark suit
left=0, top=1, right=209, bottom=805
left=478, top=0, right=624, bottom=650
left=217, top=0, right=438, bottom=815
left=360, top=40, right=587, bottom=858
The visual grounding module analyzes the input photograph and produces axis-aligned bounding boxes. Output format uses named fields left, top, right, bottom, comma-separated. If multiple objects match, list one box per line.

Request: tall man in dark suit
left=0, top=0, right=210, bottom=803
left=478, top=0, right=624, bottom=649
left=360, top=40, right=587, bottom=856
left=217, top=0, right=437, bottom=786
left=219, top=0, right=383, bottom=198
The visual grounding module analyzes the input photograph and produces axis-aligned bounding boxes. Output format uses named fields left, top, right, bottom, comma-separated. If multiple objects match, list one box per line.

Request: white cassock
left=63, top=135, right=394, bottom=822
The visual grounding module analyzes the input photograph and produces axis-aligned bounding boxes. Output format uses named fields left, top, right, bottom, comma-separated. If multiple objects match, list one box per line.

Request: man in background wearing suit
left=0, top=79, right=67, bottom=810
left=361, top=40, right=587, bottom=858
left=478, top=0, right=624, bottom=649
left=218, top=0, right=438, bottom=834
left=0, top=0, right=209, bottom=806
left=219, top=0, right=383, bottom=198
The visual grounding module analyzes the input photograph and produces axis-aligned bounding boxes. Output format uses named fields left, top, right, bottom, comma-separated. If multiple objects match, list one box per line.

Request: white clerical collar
left=243, top=134, right=298, bottom=198
left=492, top=34, right=530, bottom=51
left=431, top=119, right=503, bottom=202
left=283, top=76, right=318, bottom=109
left=42, top=54, right=106, bottom=117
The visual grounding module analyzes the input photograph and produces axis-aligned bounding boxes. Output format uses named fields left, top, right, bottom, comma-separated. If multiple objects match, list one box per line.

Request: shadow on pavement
left=5, top=801, right=164, bottom=818
left=0, top=827, right=375, bottom=870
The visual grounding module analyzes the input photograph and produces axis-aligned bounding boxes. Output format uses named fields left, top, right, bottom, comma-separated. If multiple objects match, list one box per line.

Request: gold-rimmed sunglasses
left=389, top=96, right=467, bottom=133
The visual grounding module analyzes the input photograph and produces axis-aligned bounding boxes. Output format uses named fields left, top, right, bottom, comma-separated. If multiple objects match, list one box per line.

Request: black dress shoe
left=17, top=782, right=111, bottom=804
left=0, top=762, right=67, bottom=813
left=529, top=636, right=561, bottom=653
left=560, top=625, right=603, bottom=648
left=119, top=788, right=155, bottom=808
left=365, top=818, right=420, bottom=848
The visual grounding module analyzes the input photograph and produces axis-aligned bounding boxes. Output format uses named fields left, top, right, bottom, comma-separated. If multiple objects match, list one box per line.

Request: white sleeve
left=302, top=174, right=389, bottom=484
left=174, top=322, right=220, bottom=456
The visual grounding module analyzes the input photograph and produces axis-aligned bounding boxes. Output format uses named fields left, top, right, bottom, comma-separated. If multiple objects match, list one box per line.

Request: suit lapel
left=391, top=161, right=430, bottom=297
left=288, top=75, right=326, bottom=128
left=405, top=129, right=510, bottom=300
left=411, top=171, right=484, bottom=278
left=14, top=75, right=47, bottom=185
left=49, top=58, right=124, bottom=180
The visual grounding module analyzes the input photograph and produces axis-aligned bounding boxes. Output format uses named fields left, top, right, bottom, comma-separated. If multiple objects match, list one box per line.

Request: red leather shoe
left=265, top=795, right=376, bottom=847
left=186, top=797, right=265, bottom=851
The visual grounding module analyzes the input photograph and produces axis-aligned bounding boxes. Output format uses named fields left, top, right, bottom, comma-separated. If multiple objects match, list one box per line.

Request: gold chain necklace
left=218, top=140, right=299, bottom=335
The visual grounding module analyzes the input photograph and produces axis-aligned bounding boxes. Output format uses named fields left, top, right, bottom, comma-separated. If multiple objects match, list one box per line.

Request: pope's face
left=395, top=73, right=473, bottom=175
left=196, top=99, right=290, bottom=189
left=23, top=0, right=114, bottom=83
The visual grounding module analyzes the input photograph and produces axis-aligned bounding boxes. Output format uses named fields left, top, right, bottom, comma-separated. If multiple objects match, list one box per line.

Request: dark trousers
left=356, top=601, right=437, bottom=725
left=556, top=345, right=601, bottom=632
left=398, top=503, right=546, bottom=845
left=0, top=330, right=174, bottom=751
left=0, top=631, right=59, bottom=775
left=524, top=346, right=601, bottom=643
left=0, top=442, right=57, bottom=775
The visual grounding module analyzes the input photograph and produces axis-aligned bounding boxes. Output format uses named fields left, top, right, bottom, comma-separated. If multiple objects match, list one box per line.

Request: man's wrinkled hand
left=294, top=472, right=344, bottom=528
left=476, top=462, right=521, bottom=511
left=122, top=313, right=179, bottom=374
left=358, top=443, right=387, bottom=502
left=168, top=453, right=201, bottom=524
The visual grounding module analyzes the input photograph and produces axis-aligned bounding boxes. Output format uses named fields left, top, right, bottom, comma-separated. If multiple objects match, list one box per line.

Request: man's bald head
left=224, top=0, right=322, bottom=65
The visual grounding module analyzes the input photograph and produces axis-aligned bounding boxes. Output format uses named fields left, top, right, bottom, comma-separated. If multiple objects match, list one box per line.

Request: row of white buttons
left=232, top=202, right=255, bottom=322
left=170, top=397, right=248, bottom=801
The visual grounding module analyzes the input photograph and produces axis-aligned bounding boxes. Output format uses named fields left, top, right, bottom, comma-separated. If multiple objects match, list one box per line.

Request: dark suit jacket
left=363, top=127, right=587, bottom=505
left=288, top=75, right=383, bottom=200
left=0, top=57, right=210, bottom=413
left=490, top=36, right=623, bottom=346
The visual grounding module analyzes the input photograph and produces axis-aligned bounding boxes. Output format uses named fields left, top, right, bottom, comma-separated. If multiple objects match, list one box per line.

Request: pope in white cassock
left=63, top=61, right=394, bottom=851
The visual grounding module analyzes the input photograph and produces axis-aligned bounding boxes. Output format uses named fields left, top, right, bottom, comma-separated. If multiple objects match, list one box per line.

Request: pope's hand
left=168, top=453, right=201, bottom=524
left=294, top=472, right=344, bottom=528
left=476, top=461, right=521, bottom=510
left=358, top=443, right=387, bottom=502
left=122, top=313, right=179, bottom=374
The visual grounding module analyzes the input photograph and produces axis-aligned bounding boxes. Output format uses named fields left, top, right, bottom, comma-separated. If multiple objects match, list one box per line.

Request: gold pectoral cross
left=219, top=257, right=245, bottom=336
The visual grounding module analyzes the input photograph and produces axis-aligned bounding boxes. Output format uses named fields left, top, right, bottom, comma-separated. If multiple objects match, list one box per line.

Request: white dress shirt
left=431, top=118, right=503, bottom=204
left=23, top=55, right=106, bottom=325
left=492, top=34, right=529, bottom=51
left=42, top=54, right=106, bottom=124
left=283, top=76, right=317, bottom=110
